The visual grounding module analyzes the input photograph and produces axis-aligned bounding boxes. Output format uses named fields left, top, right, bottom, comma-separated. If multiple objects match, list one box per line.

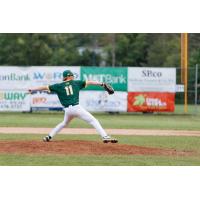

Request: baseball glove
left=102, top=83, right=114, bottom=95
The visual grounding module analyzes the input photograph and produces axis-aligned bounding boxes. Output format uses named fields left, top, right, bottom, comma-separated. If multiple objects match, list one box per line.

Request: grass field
left=1, top=111, right=200, bottom=130
left=0, top=110, right=200, bottom=166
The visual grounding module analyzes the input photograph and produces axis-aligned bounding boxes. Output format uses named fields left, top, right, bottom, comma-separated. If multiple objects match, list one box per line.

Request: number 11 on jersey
left=65, top=85, right=73, bottom=95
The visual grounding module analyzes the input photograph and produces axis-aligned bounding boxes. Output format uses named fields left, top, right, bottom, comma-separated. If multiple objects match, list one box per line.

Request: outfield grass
left=1, top=111, right=200, bottom=130
left=0, top=134, right=199, bottom=166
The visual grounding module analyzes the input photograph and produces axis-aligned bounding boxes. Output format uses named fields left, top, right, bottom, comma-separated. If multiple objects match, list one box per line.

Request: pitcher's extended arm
left=86, top=81, right=114, bottom=95
left=86, top=81, right=103, bottom=86
left=28, top=86, right=49, bottom=94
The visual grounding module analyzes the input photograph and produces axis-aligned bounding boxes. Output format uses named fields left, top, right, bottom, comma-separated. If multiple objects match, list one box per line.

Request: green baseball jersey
left=48, top=80, right=86, bottom=107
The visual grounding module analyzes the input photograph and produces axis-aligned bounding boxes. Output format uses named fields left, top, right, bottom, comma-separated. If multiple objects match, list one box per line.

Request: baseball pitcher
left=28, top=70, right=118, bottom=143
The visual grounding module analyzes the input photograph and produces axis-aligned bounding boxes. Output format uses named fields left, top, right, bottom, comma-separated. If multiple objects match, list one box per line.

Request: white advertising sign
left=0, top=90, right=30, bottom=111
left=128, top=67, right=176, bottom=92
left=29, top=66, right=80, bottom=87
left=79, top=91, right=127, bottom=112
left=0, top=67, right=31, bottom=90
left=31, top=92, right=62, bottom=108
left=176, top=84, right=184, bottom=92
left=31, top=91, right=127, bottom=112
left=0, top=66, right=80, bottom=90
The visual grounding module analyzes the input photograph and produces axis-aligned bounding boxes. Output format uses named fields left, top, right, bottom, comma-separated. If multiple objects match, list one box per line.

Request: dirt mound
left=0, top=140, right=192, bottom=156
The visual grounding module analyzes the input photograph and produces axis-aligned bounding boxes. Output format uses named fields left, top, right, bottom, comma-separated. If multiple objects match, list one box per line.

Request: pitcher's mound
left=0, top=140, right=192, bottom=156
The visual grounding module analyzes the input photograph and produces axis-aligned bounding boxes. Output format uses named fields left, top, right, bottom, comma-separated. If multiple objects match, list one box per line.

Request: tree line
left=0, top=33, right=199, bottom=67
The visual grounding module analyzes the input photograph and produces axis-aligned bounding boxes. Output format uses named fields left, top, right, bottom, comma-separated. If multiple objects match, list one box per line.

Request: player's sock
left=49, top=121, right=66, bottom=138
left=89, top=119, right=108, bottom=138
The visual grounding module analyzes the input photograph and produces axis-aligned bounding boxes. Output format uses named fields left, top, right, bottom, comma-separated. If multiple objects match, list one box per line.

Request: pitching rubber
left=103, top=139, right=118, bottom=143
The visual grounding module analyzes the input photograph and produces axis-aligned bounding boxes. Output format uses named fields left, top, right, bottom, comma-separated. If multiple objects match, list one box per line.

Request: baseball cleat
left=43, top=135, right=52, bottom=142
left=102, top=136, right=118, bottom=143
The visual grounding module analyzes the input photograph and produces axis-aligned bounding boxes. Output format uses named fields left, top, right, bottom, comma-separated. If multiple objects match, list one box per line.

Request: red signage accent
left=128, top=92, right=175, bottom=112
left=32, top=97, right=47, bottom=104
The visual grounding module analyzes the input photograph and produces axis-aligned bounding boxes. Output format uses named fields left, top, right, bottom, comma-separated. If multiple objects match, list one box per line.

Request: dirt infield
left=0, top=140, right=193, bottom=156
left=1, top=127, right=200, bottom=136
left=0, top=127, right=196, bottom=156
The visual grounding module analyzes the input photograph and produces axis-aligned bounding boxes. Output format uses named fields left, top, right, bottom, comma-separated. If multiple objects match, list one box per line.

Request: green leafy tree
left=0, top=33, right=200, bottom=68
left=146, top=34, right=180, bottom=67
left=105, top=33, right=149, bottom=66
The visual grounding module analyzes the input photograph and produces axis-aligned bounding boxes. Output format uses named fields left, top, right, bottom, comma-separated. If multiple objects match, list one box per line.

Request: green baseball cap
left=63, top=70, right=74, bottom=78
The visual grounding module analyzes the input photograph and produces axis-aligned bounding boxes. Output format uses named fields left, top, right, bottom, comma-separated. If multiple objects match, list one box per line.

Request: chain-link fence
left=175, top=65, right=200, bottom=115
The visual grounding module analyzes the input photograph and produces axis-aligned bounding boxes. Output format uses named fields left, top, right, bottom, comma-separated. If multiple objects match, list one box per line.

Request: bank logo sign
left=81, top=67, right=127, bottom=91
left=0, top=67, right=31, bottom=90
left=0, top=73, right=30, bottom=81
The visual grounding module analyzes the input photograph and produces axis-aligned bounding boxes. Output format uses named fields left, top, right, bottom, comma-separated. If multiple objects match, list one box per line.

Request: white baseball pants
left=49, top=105, right=108, bottom=138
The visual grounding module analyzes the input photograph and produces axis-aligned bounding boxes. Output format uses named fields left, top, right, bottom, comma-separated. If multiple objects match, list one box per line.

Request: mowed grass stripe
left=1, top=112, right=200, bottom=130
left=0, top=154, right=200, bottom=166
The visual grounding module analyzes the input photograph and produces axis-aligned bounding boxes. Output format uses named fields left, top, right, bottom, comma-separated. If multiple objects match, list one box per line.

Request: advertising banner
left=0, top=90, right=30, bottom=111
left=29, top=66, right=80, bottom=87
left=0, top=67, right=31, bottom=90
left=128, top=67, right=176, bottom=92
left=31, top=92, right=62, bottom=108
left=0, top=66, right=80, bottom=90
left=81, top=67, right=127, bottom=91
left=128, top=92, right=175, bottom=112
left=80, top=91, right=127, bottom=112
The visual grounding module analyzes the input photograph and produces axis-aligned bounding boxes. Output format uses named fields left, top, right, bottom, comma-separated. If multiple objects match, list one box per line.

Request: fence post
left=195, top=64, right=198, bottom=114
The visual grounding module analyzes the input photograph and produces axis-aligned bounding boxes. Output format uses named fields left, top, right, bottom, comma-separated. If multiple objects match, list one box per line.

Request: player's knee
left=60, top=121, right=67, bottom=127
left=89, top=118, right=99, bottom=126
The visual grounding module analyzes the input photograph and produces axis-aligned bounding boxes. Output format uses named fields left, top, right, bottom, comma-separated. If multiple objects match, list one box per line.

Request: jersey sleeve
left=48, top=83, right=59, bottom=92
left=77, top=80, right=86, bottom=89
